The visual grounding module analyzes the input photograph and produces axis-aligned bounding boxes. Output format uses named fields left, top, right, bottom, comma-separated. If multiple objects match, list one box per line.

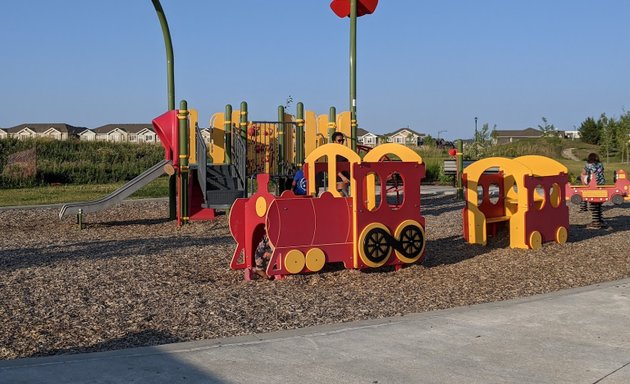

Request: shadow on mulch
left=0, top=235, right=234, bottom=272
left=89, top=217, right=174, bottom=226
left=421, top=196, right=465, bottom=217
left=569, top=214, right=630, bottom=243
left=27, top=329, right=182, bottom=358
left=422, top=234, right=495, bottom=267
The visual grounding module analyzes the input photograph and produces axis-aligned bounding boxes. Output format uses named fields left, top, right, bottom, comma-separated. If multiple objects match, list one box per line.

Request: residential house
left=0, top=128, right=7, bottom=139
left=78, top=128, right=97, bottom=141
left=385, top=127, right=425, bottom=146
left=6, top=123, right=83, bottom=140
left=492, top=128, right=543, bottom=144
left=93, top=124, right=159, bottom=144
left=563, top=130, right=581, bottom=140
left=357, top=127, right=378, bottom=147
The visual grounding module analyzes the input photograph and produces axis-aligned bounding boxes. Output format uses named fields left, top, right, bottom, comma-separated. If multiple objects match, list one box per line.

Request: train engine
left=229, top=143, right=427, bottom=279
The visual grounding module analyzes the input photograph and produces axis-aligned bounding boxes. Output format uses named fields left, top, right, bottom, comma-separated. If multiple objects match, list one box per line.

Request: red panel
left=353, top=161, right=426, bottom=268
left=330, top=0, right=378, bottom=17
left=477, top=172, right=506, bottom=219
left=266, top=192, right=352, bottom=248
left=266, top=198, right=317, bottom=247
left=151, top=110, right=179, bottom=164
left=523, top=174, right=569, bottom=245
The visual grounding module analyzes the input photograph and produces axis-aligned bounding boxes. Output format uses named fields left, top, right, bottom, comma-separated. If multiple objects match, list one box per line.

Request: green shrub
left=0, top=138, right=164, bottom=188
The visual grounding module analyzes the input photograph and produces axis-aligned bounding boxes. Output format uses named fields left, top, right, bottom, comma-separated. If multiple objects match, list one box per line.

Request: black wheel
left=570, top=193, right=582, bottom=205
left=363, top=227, right=392, bottom=264
left=612, top=194, right=624, bottom=205
left=397, top=225, right=424, bottom=259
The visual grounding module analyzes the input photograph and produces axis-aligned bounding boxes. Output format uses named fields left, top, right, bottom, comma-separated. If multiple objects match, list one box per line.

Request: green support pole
left=278, top=105, right=285, bottom=175
left=349, top=0, right=357, bottom=151
left=178, top=100, right=189, bottom=225
left=224, top=104, right=232, bottom=164
left=456, top=139, right=464, bottom=200
left=151, top=0, right=177, bottom=220
left=296, top=102, right=305, bottom=165
left=328, top=106, right=337, bottom=142
left=240, top=101, right=248, bottom=194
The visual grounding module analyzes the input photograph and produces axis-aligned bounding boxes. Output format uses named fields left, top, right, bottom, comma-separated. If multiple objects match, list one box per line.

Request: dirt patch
left=1, top=196, right=629, bottom=360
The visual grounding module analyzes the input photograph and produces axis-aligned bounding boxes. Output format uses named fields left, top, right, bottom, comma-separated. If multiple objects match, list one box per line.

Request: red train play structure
left=229, top=143, right=427, bottom=280
left=565, top=169, right=630, bottom=206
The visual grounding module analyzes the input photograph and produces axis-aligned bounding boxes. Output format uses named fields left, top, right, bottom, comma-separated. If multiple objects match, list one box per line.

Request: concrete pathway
left=1, top=278, right=629, bottom=384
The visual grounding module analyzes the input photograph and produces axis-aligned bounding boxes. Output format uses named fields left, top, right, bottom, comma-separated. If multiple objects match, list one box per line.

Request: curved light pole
left=151, top=0, right=177, bottom=219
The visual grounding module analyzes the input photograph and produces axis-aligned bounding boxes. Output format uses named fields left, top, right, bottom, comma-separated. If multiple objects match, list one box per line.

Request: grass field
left=2, top=140, right=629, bottom=207
left=0, top=176, right=169, bottom=207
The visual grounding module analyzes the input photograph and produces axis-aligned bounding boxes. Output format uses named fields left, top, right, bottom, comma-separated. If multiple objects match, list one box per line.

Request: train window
left=534, top=184, right=546, bottom=210
left=386, top=172, right=404, bottom=209
left=489, top=183, right=500, bottom=205
left=549, top=183, right=561, bottom=208
left=477, top=185, right=484, bottom=206
left=364, top=172, right=382, bottom=212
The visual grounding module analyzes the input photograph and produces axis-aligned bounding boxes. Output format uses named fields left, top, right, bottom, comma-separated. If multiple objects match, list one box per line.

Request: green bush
left=0, top=138, right=164, bottom=188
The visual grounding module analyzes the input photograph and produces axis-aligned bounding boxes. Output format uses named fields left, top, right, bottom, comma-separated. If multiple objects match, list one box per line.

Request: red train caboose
left=229, top=143, right=427, bottom=279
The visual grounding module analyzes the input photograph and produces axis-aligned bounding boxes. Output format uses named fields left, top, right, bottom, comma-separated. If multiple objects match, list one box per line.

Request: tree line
left=578, top=112, right=630, bottom=163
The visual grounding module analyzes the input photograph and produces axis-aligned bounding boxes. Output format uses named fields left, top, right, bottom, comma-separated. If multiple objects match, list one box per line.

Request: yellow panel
left=363, top=143, right=423, bottom=164
left=304, top=143, right=361, bottom=197
left=317, top=114, right=332, bottom=142
left=188, top=108, right=198, bottom=165
left=513, top=155, right=568, bottom=176
left=210, top=112, right=224, bottom=128
left=209, top=112, right=225, bottom=164
left=336, top=111, right=352, bottom=140
left=582, top=190, right=609, bottom=198
left=464, top=179, right=488, bottom=245
left=304, top=110, right=319, bottom=157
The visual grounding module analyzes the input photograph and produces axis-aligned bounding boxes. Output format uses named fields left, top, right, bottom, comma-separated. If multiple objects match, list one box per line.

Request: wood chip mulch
left=1, top=195, right=629, bottom=360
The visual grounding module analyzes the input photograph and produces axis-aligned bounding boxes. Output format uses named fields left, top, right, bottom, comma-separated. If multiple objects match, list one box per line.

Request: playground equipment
left=463, top=155, right=570, bottom=250
left=228, top=143, right=426, bottom=280
left=565, top=169, right=630, bottom=206
left=150, top=99, right=358, bottom=225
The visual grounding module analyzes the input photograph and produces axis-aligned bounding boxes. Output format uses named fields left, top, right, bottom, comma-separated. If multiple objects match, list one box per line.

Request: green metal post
left=328, top=107, right=337, bottom=142
left=278, top=105, right=285, bottom=173
left=151, top=0, right=177, bottom=220
left=296, top=102, right=305, bottom=165
left=178, top=100, right=189, bottom=225
left=349, top=0, right=357, bottom=151
left=456, top=139, right=464, bottom=200
left=224, top=104, right=232, bottom=164
left=240, top=101, right=248, bottom=194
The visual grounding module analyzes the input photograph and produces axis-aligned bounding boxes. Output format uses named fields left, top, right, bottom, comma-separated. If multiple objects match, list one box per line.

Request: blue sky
left=1, top=1, right=629, bottom=140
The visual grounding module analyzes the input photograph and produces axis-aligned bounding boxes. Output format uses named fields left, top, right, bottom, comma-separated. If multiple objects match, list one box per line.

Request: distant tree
left=538, top=117, right=558, bottom=137
left=578, top=117, right=600, bottom=144
left=475, top=123, right=493, bottom=145
left=598, top=114, right=616, bottom=163
left=618, top=112, right=630, bottom=163
left=423, top=135, right=436, bottom=147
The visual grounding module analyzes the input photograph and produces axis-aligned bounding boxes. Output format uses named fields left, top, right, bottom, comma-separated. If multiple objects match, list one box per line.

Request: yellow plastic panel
left=317, top=114, right=332, bottom=142
left=363, top=143, right=423, bottom=164
left=513, top=155, right=568, bottom=176
left=304, top=143, right=361, bottom=197
left=336, top=111, right=352, bottom=140
left=304, top=110, right=319, bottom=157
left=187, top=109, right=198, bottom=165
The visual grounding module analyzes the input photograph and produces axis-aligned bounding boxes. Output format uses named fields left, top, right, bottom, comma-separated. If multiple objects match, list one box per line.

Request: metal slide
left=58, top=159, right=171, bottom=219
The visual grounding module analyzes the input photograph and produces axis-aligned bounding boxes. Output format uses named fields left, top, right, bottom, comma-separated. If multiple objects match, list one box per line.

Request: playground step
left=206, top=164, right=242, bottom=191
left=205, top=189, right=245, bottom=208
